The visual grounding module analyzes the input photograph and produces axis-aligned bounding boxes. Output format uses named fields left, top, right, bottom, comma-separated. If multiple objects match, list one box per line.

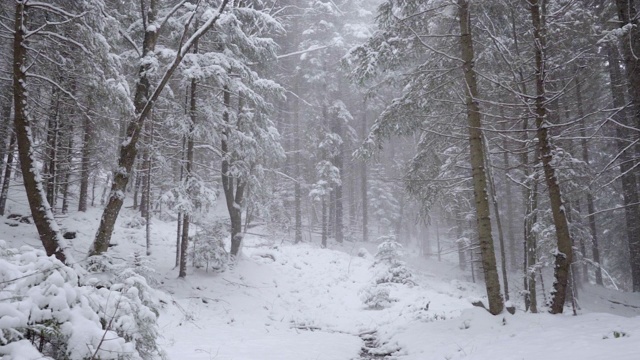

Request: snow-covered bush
left=190, top=222, right=228, bottom=272
left=122, top=214, right=147, bottom=229
left=359, top=284, right=394, bottom=309
left=0, top=242, right=166, bottom=359
left=376, top=261, right=413, bottom=285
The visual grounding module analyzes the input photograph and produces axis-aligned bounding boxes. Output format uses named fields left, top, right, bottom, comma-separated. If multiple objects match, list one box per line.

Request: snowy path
left=156, top=240, right=391, bottom=360
left=153, top=235, right=640, bottom=360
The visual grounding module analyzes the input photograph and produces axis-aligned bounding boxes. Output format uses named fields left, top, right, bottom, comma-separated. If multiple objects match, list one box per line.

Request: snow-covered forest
left=1, top=0, right=639, bottom=359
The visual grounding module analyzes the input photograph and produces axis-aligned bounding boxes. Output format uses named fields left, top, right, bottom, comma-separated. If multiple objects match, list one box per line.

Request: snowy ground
left=1, top=191, right=639, bottom=360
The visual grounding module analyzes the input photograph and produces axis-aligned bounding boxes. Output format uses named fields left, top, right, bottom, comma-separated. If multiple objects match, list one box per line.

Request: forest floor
left=2, top=194, right=640, bottom=360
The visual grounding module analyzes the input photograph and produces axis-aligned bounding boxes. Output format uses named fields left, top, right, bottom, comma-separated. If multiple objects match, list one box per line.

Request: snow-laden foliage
left=360, top=235, right=414, bottom=309
left=373, top=235, right=414, bottom=285
left=0, top=242, right=165, bottom=359
left=190, top=222, right=228, bottom=272
left=359, top=284, right=394, bottom=309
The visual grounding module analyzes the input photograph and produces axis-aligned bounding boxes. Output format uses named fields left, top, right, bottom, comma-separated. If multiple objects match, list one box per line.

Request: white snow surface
left=0, top=191, right=639, bottom=360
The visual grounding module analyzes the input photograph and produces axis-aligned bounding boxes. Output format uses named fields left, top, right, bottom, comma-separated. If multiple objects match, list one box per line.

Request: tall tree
left=90, top=0, right=231, bottom=255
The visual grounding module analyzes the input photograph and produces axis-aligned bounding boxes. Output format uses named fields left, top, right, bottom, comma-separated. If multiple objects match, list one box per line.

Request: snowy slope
left=0, top=191, right=639, bottom=360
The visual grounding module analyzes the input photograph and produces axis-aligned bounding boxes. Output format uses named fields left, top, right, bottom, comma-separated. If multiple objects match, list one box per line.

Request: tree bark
left=613, top=0, right=640, bottom=291
left=294, top=73, right=302, bottom=243
left=179, top=42, right=198, bottom=277
left=458, top=0, right=503, bottom=315
left=361, top=99, right=368, bottom=243
left=44, top=86, right=60, bottom=211
left=607, top=43, right=640, bottom=291
left=12, top=2, right=72, bottom=264
left=484, top=138, right=510, bottom=302
left=221, top=86, right=246, bottom=257
left=529, top=0, right=573, bottom=313
left=78, top=103, right=93, bottom=212
left=0, top=134, right=16, bottom=216
left=575, top=73, right=603, bottom=286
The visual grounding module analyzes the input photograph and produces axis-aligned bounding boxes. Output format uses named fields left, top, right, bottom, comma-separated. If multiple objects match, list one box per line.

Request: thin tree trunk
left=361, top=99, right=368, bottom=242
left=615, top=0, right=640, bottom=292
left=78, top=103, right=92, bottom=212
left=525, top=178, right=539, bottom=313
left=294, top=73, right=302, bottom=243
left=607, top=43, right=640, bottom=291
left=45, top=87, right=60, bottom=211
left=61, top=123, right=73, bottom=215
left=458, top=0, right=503, bottom=315
left=322, top=197, right=327, bottom=248
left=0, top=86, right=12, bottom=184
left=484, top=137, right=510, bottom=302
left=176, top=135, right=186, bottom=268
left=455, top=208, right=466, bottom=270
left=530, top=0, right=573, bottom=313
left=0, top=134, right=16, bottom=216
left=180, top=76, right=197, bottom=277
left=575, top=73, right=603, bottom=285
left=145, top=118, right=154, bottom=256
left=500, top=116, right=517, bottom=271
left=221, top=86, right=245, bottom=257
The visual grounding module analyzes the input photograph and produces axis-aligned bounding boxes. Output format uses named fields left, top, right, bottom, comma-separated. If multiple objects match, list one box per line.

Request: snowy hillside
left=1, top=196, right=638, bottom=360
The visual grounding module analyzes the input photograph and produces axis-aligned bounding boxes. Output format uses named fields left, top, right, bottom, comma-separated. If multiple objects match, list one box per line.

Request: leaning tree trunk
left=12, top=2, right=73, bottom=264
left=458, top=0, right=503, bottom=315
left=529, top=0, right=573, bottom=314
left=89, top=0, right=231, bottom=256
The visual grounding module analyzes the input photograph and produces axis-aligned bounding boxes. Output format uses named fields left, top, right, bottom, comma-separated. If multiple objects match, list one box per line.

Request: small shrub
left=359, top=284, right=394, bottom=309
left=122, top=215, right=146, bottom=229
left=0, top=243, right=166, bottom=359
left=190, top=222, right=228, bottom=272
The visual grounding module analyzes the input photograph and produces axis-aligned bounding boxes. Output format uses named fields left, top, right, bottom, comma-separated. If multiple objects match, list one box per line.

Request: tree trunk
left=484, top=137, right=510, bottom=302
left=179, top=49, right=198, bottom=277
left=501, top=116, right=517, bottom=271
left=0, top=86, right=12, bottom=184
left=0, top=134, right=16, bottom=216
left=78, top=104, right=92, bottom=212
left=12, top=2, right=72, bottom=264
left=90, top=0, right=160, bottom=256
left=575, top=73, right=603, bottom=286
left=322, top=197, right=327, bottom=248
left=60, top=123, right=73, bottom=215
left=607, top=43, right=640, bottom=291
left=89, top=0, right=230, bottom=256
left=529, top=0, right=573, bottom=313
left=458, top=0, right=504, bottom=315
left=361, top=99, right=368, bottom=243
left=221, top=86, right=245, bottom=257
left=294, top=73, right=303, bottom=244
left=45, top=87, right=60, bottom=211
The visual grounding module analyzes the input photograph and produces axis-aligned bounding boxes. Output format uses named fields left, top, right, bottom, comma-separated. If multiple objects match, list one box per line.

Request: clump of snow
left=0, top=243, right=166, bottom=359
